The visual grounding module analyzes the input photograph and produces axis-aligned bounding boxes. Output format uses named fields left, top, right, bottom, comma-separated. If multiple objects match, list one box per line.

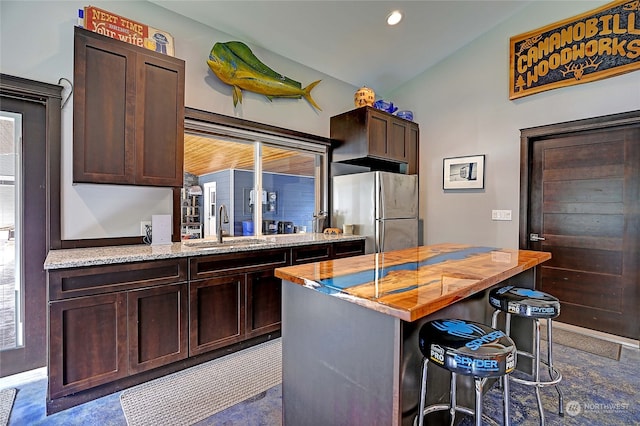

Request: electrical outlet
left=491, top=210, right=512, bottom=221
left=140, top=221, right=151, bottom=236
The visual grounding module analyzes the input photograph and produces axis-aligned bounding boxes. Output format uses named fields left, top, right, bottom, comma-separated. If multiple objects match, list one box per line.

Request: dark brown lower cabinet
left=128, top=283, right=188, bottom=374
left=189, top=274, right=245, bottom=356
left=46, top=240, right=365, bottom=412
left=49, top=293, right=127, bottom=399
left=247, top=269, right=282, bottom=338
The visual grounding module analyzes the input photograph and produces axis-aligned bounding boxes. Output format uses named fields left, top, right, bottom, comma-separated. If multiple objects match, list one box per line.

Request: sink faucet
left=313, top=211, right=327, bottom=233
left=217, top=204, right=229, bottom=243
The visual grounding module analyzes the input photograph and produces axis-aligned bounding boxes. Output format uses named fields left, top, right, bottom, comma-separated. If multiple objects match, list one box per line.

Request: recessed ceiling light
left=387, top=10, right=403, bottom=26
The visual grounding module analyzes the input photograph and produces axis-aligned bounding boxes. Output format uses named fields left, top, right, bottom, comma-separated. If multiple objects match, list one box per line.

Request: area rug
left=0, top=388, right=16, bottom=426
left=120, top=338, right=281, bottom=426
left=541, top=326, right=621, bottom=361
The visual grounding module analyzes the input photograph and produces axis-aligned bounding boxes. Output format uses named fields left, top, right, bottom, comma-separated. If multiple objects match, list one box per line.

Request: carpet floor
left=3, top=334, right=639, bottom=425
left=120, top=338, right=281, bottom=425
left=0, top=388, right=15, bottom=426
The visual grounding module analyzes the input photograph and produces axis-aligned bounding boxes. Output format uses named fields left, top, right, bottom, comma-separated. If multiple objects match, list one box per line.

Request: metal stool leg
left=533, top=319, right=545, bottom=426
left=503, top=374, right=511, bottom=426
left=449, top=372, right=457, bottom=426
left=474, top=378, right=483, bottom=426
left=418, top=358, right=428, bottom=426
left=546, top=320, right=564, bottom=417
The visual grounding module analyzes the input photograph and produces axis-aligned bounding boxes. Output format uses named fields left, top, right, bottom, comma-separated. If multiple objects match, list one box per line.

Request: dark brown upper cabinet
left=73, top=27, right=185, bottom=187
left=330, top=106, right=419, bottom=175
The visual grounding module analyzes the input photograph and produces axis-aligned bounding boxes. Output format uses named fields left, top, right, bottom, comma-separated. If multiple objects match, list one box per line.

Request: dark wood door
left=524, top=117, right=639, bottom=339
left=0, top=95, right=49, bottom=376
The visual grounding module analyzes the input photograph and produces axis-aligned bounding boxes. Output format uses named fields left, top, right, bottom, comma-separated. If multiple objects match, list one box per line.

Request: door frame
left=0, top=74, right=62, bottom=376
left=519, top=110, right=640, bottom=249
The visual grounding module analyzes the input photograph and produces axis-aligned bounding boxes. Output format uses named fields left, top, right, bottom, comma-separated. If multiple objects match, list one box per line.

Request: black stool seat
left=419, top=319, right=516, bottom=378
left=489, top=286, right=560, bottom=319
left=415, top=319, right=517, bottom=426
left=490, top=286, right=564, bottom=425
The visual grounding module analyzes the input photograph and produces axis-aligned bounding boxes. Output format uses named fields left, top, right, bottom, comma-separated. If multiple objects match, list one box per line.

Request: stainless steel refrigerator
left=332, top=171, right=419, bottom=254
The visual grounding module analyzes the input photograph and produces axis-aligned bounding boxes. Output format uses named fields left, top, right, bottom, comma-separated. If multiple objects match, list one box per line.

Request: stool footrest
left=415, top=406, right=501, bottom=426
left=511, top=367, right=562, bottom=387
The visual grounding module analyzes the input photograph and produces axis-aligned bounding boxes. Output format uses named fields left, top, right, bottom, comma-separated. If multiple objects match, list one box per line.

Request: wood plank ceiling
left=184, top=134, right=315, bottom=177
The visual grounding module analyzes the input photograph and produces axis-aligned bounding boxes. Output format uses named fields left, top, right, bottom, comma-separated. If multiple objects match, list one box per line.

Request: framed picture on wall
left=443, top=155, right=485, bottom=190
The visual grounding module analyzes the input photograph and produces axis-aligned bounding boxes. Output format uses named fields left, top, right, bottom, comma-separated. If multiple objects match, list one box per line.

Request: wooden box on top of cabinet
left=72, top=26, right=185, bottom=187
left=331, top=106, right=419, bottom=175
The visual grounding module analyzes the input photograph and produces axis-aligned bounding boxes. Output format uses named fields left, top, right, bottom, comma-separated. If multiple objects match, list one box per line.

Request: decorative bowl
left=396, top=110, right=414, bottom=121
left=373, top=99, right=398, bottom=114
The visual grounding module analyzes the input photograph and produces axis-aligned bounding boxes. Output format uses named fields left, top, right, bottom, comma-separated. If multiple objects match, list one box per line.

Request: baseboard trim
left=542, top=320, right=639, bottom=349
left=0, top=367, right=47, bottom=388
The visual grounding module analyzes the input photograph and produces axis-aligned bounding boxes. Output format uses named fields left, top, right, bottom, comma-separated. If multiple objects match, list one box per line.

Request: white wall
left=2, top=1, right=638, bottom=245
left=0, top=1, right=356, bottom=239
left=389, top=1, right=640, bottom=249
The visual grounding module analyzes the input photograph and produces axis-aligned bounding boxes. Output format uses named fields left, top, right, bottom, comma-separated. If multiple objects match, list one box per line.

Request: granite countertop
left=44, top=233, right=366, bottom=270
left=274, top=243, right=552, bottom=322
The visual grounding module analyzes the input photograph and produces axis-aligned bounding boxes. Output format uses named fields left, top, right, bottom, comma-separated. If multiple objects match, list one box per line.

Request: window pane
left=183, top=132, right=255, bottom=239
left=183, top=121, right=327, bottom=239
left=262, top=144, right=317, bottom=234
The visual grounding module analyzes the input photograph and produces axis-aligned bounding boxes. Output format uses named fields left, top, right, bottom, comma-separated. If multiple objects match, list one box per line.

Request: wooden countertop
left=274, top=243, right=551, bottom=322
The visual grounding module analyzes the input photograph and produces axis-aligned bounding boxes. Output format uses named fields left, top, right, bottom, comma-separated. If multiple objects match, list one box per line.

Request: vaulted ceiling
left=155, top=0, right=538, bottom=177
left=150, top=0, right=534, bottom=95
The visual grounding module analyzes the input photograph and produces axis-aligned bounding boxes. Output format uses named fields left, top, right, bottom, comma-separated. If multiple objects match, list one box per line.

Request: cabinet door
left=134, top=53, right=185, bottom=186
left=189, top=274, right=245, bottom=356
left=49, top=293, right=127, bottom=399
left=246, top=269, right=281, bottom=337
left=389, top=120, right=408, bottom=162
left=367, top=109, right=389, bottom=158
left=73, top=28, right=136, bottom=184
left=128, top=283, right=188, bottom=374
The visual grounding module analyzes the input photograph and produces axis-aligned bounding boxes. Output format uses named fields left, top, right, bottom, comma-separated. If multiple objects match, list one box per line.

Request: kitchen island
left=274, top=243, right=551, bottom=426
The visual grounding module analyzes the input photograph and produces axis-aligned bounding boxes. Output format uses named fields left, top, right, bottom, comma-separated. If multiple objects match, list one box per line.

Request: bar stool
left=489, top=286, right=564, bottom=425
left=415, top=319, right=517, bottom=426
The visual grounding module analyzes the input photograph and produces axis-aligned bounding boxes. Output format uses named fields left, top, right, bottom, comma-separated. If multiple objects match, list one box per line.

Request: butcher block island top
left=274, top=243, right=551, bottom=322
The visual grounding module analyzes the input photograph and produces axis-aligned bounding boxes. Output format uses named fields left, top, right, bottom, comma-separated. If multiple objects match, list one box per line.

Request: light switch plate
left=151, top=215, right=172, bottom=245
left=492, top=210, right=512, bottom=221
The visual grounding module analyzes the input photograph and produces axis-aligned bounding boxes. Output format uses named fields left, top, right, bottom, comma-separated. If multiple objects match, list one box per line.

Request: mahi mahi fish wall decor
left=207, top=41, right=322, bottom=110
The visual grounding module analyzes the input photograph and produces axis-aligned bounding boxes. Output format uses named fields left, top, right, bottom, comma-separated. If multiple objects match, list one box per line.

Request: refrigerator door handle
left=377, top=220, right=384, bottom=253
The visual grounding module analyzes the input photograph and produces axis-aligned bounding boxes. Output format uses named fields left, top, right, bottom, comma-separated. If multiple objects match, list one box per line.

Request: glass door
left=0, top=112, right=23, bottom=352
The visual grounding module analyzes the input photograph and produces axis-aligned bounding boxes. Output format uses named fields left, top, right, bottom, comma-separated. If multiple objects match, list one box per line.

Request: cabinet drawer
left=49, top=258, right=188, bottom=300
left=332, top=240, right=366, bottom=259
left=190, top=249, right=288, bottom=280
left=291, top=244, right=331, bottom=265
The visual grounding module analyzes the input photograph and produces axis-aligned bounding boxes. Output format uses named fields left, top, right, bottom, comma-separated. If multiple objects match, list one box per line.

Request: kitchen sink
left=183, top=238, right=270, bottom=249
